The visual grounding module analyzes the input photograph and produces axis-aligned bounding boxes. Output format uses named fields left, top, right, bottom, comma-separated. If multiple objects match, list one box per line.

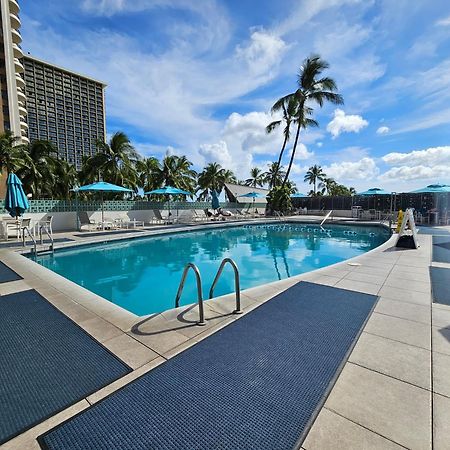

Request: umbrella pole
left=102, top=192, right=104, bottom=230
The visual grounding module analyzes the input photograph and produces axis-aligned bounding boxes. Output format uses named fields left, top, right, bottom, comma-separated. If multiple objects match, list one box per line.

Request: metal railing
left=174, top=263, right=206, bottom=326
left=320, top=210, right=333, bottom=227
left=209, top=258, right=242, bottom=314
left=22, top=226, right=37, bottom=256
left=39, top=223, right=54, bottom=254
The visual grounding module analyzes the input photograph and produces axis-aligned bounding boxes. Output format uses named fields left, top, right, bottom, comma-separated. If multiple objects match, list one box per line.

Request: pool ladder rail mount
left=175, top=258, right=242, bottom=326
left=22, top=224, right=54, bottom=256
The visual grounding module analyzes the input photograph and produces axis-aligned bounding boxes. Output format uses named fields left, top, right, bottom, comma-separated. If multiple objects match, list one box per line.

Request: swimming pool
left=33, top=223, right=390, bottom=316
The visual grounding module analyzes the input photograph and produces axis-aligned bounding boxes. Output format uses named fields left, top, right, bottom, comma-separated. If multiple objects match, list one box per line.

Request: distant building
left=0, top=0, right=28, bottom=143
left=23, top=55, right=107, bottom=169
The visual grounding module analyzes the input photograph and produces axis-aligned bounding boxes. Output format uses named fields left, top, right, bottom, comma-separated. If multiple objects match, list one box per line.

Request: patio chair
left=77, top=211, right=99, bottom=231
left=193, top=210, right=209, bottom=221
left=152, top=209, right=172, bottom=225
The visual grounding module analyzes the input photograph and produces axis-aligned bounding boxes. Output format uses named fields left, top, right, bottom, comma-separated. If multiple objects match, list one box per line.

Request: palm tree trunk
left=281, top=120, right=301, bottom=188
left=271, top=132, right=289, bottom=188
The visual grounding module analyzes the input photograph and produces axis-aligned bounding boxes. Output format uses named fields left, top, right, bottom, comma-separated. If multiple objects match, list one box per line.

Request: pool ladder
left=174, top=258, right=242, bottom=326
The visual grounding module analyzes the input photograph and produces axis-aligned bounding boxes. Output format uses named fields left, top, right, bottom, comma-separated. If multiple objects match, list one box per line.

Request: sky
left=20, top=0, right=450, bottom=193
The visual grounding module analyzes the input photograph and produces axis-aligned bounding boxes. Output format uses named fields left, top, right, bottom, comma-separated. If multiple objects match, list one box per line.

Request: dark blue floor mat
left=0, top=290, right=131, bottom=445
left=0, top=260, right=22, bottom=283
left=433, top=236, right=450, bottom=263
left=431, top=267, right=450, bottom=305
left=39, top=282, right=377, bottom=450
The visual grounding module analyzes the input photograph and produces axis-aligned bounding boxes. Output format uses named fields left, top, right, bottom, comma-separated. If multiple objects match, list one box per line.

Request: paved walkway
left=0, top=221, right=449, bottom=449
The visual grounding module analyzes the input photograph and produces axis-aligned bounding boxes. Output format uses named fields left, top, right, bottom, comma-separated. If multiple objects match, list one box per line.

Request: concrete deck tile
left=396, top=257, right=431, bottom=268
left=86, top=356, right=166, bottom=404
left=432, top=327, right=450, bottom=356
left=334, top=279, right=381, bottom=295
left=325, top=363, right=431, bottom=450
left=432, top=308, right=450, bottom=329
left=386, top=270, right=430, bottom=283
left=0, top=279, right=31, bottom=295
left=350, top=265, right=392, bottom=276
left=378, top=285, right=430, bottom=306
left=433, top=351, right=450, bottom=398
left=349, top=332, right=431, bottom=390
left=309, top=275, right=341, bottom=287
left=384, top=277, right=430, bottom=294
left=242, top=284, right=285, bottom=303
left=78, top=316, right=123, bottom=343
left=129, top=327, right=191, bottom=355
left=375, top=298, right=431, bottom=325
left=433, top=393, right=450, bottom=450
left=364, top=313, right=431, bottom=350
left=315, top=268, right=351, bottom=279
left=343, top=271, right=387, bottom=285
left=1, top=399, right=90, bottom=450
left=102, top=333, right=160, bottom=369
left=390, top=266, right=430, bottom=278
left=302, top=408, right=404, bottom=450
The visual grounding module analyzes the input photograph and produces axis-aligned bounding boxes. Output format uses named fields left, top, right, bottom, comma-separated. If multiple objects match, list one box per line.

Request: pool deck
left=1, top=218, right=449, bottom=449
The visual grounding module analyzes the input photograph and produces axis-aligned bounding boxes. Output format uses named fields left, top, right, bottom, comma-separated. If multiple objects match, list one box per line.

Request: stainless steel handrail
left=209, top=258, right=242, bottom=314
left=174, top=263, right=206, bottom=326
left=22, top=226, right=37, bottom=256
left=39, top=223, right=54, bottom=254
left=320, top=210, right=333, bottom=227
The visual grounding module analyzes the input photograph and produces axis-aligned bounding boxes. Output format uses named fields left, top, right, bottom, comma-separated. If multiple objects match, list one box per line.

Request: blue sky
left=21, top=0, right=450, bottom=192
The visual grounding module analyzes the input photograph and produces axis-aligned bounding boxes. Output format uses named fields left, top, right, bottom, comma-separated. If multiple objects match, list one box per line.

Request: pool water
left=34, top=223, right=390, bottom=316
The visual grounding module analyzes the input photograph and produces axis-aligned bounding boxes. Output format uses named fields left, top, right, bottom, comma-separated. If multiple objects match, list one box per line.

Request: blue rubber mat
left=433, top=236, right=450, bottom=263
left=0, top=260, right=22, bottom=283
left=39, top=282, right=377, bottom=450
left=431, top=267, right=450, bottom=305
left=0, top=290, right=131, bottom=445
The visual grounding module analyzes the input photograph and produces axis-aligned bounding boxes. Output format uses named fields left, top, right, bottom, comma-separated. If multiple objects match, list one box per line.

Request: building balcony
left=11, top=28, right=22, bottom=45
left=14, top=58, right=24, bottom=73
left=15, top=74, right=25, bottom=89
left=10, top=12, right=21, bottom=29
left=21, top=135, right=30, bottom=144
left=18, top=105, right=27, bottom=116
left=20, top=120, right=28, bottom=131
left=12, top=43, right=23, bottom=59
left=17, top=89, right=26, bottom=103
left=9, top=0, right=20, bottom=15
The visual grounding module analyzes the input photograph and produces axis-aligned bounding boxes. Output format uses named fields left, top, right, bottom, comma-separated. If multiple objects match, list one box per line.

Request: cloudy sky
left=21, top=0, right=450, bottom=192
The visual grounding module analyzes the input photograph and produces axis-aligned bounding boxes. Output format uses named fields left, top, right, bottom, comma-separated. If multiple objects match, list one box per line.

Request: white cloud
left=376, top=126, right=390, bottom=135
left=382, top=146, right=450, bottom=167
left=316, top=142, right=323, bottom=147
left=326, top=109, right=369, bottom=138
left=198, top=141, right=234, bottom=169
left=436, top=15, right=450, bottom=26
left=324, top=157, right=379, bottom=181
left=380, top=165, right=450, bottom=181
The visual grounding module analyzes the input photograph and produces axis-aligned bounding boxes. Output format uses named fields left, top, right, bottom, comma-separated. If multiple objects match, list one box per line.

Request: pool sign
left=396, top=208, right=419, bottom=249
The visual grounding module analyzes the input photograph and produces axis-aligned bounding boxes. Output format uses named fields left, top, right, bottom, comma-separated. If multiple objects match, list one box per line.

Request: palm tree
left=18, top=140, right=59, bottom=198
left=304, top=165, right=326, bottom=195
left=0, top=131, right=29, bottom=174
left=266, top=95, right=298, bottom=187
left=264, top=162, right=286, bottom=188
left=197, top=162, right=235, bottom=200
left=273, top=55, right=343, bottom=186
left=155, top=155, right=197, bottom=193
left=318, top=177, right=337, bottom=195
left=245, top=167, right=265, bottom=187
left=82, top=132, right=139, bottom=190
left=136, top=157, right=160, bottom=192
left=53, top=160, right=79, bottom=199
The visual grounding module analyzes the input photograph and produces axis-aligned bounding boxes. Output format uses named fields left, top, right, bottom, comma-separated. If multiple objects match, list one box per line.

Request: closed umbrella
left=73, top=181, right=133, bottom=229
left=5, top=173, right=29, bottom=239
left=238, top=191, right=266, bottom=215
left=211, top=190, right=220, bottom=211
left=145, top=186, right=192, bottom=219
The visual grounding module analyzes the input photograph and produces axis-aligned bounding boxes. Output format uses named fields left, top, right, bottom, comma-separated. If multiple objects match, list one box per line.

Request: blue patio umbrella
left=145, top=185, right=192, bottom=217
left=410, top=183, right=450, bottom=193
left=291, top=193, right=307, bottom=198
left=238, top=191, right=266, bottom=213
left=73, top=181, right=133, bottom=227
left=5, top=173, right=29, bottom=218
left=211, top=189, right=220, bottom=210
left=358, top=187, right=391, bottom=195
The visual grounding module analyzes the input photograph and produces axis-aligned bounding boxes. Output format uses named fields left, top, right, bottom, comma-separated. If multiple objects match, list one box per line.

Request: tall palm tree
left=266, top=95, right=298, bottom=187
left=304, top=165, right=326, bottom=195
left=53, top=160, right=79, bottom=199
left=0, top=131, right=29, bottom=174
left=264, top=162, right=286, bottom=188
left=197, top=162, right=235, bottom=200
left=82, top=132, right=139, bottom=190
left=318, top=177, right=336, bottom=195
left=155, top=155, right=197, bottom=193
left=245, top=167, right=265, bottom=187
left=136, top=157, right=160, bottom=192
left=273, top=55, right=343, bottom=186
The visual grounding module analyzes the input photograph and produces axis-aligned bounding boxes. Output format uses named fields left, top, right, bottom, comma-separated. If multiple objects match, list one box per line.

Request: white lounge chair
left=114, top=212, right=145, bottom=229
left=77, top=211, right=99, bottom=231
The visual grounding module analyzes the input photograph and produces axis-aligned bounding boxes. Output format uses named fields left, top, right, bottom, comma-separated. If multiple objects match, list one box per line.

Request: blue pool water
left=33, top=223, right=389, bottom=316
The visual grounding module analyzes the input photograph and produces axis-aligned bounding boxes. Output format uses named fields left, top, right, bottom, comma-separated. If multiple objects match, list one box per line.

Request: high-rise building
left=23, top=55, right=107, bottom=169
left=0, top=0, right=28, bottom=143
